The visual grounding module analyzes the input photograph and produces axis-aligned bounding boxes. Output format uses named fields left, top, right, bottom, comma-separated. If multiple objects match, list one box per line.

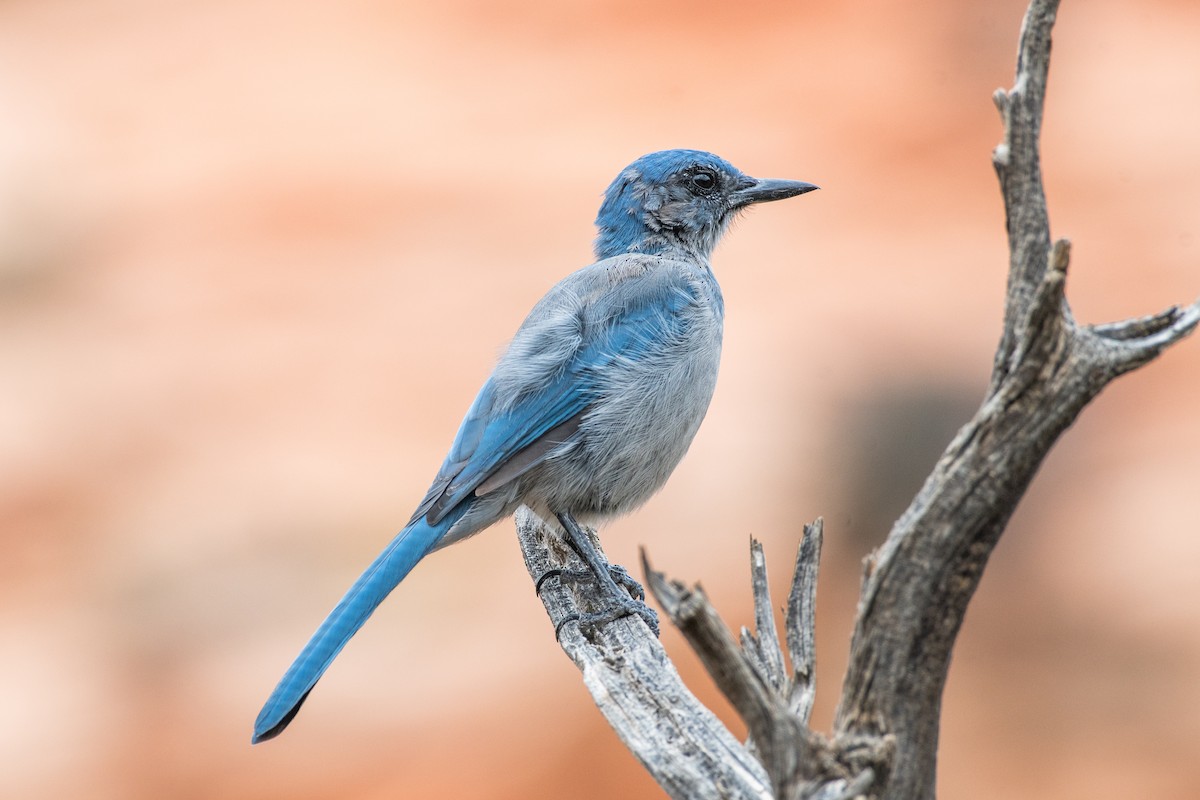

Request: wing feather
left=412, top=259, right=698, bottom=526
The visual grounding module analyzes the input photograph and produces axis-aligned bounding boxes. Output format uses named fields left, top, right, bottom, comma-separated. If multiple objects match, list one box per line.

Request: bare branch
left=645, top=557, right=806, bottom=798
left=991, top=0, right=1060, bottom=378
left=785, top=520, right=822, bottom=725
left=644, top=547, right=851, bottom=800
left=1085, top=300, right=1200, bottom=374
left=514, top=507, right=771, bottom=800
left=741, top=538, right=789, bottom=695
left=834, top=3, right=1197, bottom=799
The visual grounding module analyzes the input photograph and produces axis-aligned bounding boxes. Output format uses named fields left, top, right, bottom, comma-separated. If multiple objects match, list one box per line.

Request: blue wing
left=253, top=259, right=700, bottom=743
left=413, top=272, right=698, bottom=525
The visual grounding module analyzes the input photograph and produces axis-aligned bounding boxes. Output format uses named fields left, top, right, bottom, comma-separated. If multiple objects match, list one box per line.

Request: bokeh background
left=2, top=1, right=1198, bottom=798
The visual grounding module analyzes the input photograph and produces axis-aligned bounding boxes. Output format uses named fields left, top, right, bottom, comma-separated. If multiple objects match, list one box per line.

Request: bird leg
left=553, top=514, right=647, bottom=601
left=545, top=511, right=659, bottom=636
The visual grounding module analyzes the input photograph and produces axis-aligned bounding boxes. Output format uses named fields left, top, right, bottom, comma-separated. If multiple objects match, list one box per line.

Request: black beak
left=729, top=177, right=820, bottom=209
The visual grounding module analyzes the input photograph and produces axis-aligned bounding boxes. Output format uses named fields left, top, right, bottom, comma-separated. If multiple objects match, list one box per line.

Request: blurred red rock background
left=1, top=1, right=1198, bottom=798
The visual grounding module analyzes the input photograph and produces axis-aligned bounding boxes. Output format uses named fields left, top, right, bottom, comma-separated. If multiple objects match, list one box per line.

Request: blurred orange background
left=2, top=1, right=1198, bottom=798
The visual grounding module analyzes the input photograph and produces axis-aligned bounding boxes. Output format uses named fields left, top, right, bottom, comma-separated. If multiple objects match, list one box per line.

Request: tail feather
left=252, top=512, right=459, bottom=743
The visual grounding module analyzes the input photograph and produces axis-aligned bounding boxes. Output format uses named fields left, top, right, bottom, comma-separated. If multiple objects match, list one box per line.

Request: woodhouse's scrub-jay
left=252, top=149, right=817, bottom=742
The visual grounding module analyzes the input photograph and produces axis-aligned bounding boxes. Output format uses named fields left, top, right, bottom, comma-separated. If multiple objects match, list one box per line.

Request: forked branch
left=516, top=1, right=1198, bottom=798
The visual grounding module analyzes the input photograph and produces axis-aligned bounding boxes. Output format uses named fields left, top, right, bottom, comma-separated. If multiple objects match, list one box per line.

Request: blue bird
left=252, top=149, right=817, bottom=743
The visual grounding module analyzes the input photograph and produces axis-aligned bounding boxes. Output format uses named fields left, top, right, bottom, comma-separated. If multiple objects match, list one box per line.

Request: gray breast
left=527, top=258, right=724, bottom=519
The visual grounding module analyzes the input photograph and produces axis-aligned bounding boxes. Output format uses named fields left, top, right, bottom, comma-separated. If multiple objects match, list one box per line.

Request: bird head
left=593, top=149, right=817, bottom=262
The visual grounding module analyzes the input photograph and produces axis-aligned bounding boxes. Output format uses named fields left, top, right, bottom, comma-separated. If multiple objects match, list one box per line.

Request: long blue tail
left=252, top=510, right=462, bottom=742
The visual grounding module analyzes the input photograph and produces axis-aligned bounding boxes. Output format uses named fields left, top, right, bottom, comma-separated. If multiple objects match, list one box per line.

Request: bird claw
left=534, top=567, right=572, bottom=597
left=554, top=598, right=660, bottom=641
left=606, top=563, right=646, bottom=601
left=535, top=565, right=646, bottom=602
left=537, top=565, right=658, bottom=640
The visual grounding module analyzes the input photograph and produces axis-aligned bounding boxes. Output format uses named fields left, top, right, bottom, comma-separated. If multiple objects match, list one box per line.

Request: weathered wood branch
left=833, top=2, right=1198, bottom=796
left=516, top=506, right=773, bottom=800
left=645, top=523, right=862, bottom=800
left=517, top=511, right=871, bottom=799
left=515, top=1, right=1198, bottom=798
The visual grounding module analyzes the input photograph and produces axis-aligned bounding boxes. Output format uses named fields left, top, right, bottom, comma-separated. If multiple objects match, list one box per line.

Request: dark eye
left=689, top=169, right=717, bottom=193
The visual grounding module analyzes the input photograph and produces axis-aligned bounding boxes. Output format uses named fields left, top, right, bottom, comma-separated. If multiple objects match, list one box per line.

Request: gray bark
left=515, top=1, right=1199, bottom=797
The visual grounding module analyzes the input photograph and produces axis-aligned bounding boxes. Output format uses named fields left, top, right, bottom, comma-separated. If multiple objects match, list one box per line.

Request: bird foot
left=534, top=565, right=645, bottom=601
left=535, top=566, right=658, bottom=639
left=605, top=563, right=646, bottom=601
left=542, top=510, right=659, bottom=639
left=553, top=597, right=660, bottom=640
